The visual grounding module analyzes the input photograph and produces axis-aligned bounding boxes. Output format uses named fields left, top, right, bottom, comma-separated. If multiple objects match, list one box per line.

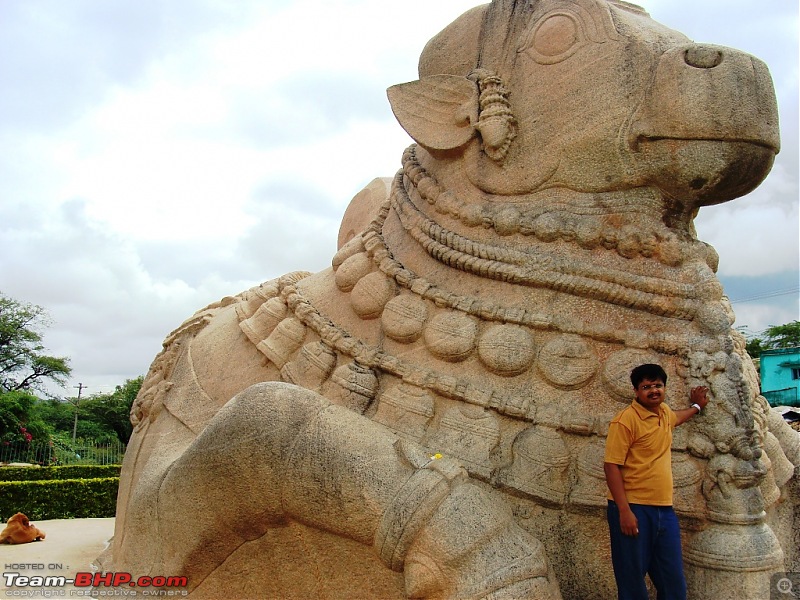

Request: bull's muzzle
left=631, top=43, right=780, bottom=204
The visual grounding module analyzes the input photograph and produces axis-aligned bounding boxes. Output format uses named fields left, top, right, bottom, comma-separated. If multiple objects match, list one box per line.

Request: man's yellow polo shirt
left=604, top=400, right=677, bottom=506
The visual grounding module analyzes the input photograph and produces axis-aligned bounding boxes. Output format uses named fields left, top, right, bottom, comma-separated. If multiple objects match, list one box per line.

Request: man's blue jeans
left=607, top=501, right=687, bottom=600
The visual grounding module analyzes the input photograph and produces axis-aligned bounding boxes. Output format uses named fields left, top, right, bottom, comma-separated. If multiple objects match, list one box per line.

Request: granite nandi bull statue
left=110, top=1, right=797, bottom=598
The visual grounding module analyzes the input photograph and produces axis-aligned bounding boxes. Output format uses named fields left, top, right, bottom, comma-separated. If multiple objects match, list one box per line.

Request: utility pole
left=72, top=383, right=86, bottom=443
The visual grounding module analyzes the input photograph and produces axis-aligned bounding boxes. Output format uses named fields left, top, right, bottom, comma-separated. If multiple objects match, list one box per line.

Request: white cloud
left=731, top=301, right=800, bottom=338
left=695, top=162, right=800, bottom=277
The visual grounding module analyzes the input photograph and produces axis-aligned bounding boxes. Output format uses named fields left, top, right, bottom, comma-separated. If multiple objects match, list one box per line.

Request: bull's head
left=388, top=0, right=779, bottom=211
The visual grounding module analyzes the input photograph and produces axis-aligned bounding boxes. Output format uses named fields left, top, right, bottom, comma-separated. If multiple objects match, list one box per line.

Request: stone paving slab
left=0, top=518, right=114, bottom=595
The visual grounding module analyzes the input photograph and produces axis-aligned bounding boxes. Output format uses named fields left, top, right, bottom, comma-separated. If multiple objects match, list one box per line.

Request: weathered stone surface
left=111, top=1, right=797, bottom=598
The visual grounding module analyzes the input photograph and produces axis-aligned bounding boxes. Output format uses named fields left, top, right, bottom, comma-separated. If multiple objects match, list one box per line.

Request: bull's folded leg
left=157, top=381, right=561, bottom=598
left=390, top=475, right=561, bottom=599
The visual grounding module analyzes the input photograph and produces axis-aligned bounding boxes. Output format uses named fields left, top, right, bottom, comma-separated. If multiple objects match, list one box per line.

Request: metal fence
left=0, top=440, right=126, bottom=466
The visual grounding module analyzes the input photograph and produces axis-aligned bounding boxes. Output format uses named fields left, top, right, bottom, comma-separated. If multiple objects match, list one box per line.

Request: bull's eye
left=519, top=12, right=585, bottom=64
left=535, top=15, right=577, bottom=56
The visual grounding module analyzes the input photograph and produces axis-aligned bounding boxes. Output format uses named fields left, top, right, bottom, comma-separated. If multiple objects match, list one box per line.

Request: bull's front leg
left=157, top=381, right=561, bottom=599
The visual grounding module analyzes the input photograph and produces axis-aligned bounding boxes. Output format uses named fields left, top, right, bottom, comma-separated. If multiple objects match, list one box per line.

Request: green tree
left=762, top=321, right=800, bottom=349
left=0, top=293, right=71, bottom=394
left=0, top=390, right=51, bottom=444
left=30, top=397, right=75, bottom=433
left=27, top=377, right=143, bottom=446
left=741, top=320, right=800, bottom=358
left=29, top=398, right=116, bottom=444
left=745, top=337, right=764, bottom=358
left=76, top=377, right=143, bottom=444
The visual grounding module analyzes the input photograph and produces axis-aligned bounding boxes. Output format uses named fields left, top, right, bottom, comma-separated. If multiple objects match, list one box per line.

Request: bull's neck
left=386, top=145, right=698, bottom=265
left=362, top=145, right=725, bottom=329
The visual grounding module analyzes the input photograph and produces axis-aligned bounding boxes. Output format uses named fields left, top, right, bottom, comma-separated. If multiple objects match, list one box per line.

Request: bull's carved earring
left=469, top=68, right=517, bottom=162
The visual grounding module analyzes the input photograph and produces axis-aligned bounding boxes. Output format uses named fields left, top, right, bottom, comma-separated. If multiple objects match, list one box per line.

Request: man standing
left=604, top=363, right=709, bottom=600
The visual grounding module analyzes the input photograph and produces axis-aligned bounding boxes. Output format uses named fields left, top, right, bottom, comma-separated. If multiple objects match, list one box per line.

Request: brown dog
left=0, top=513, right=46, bottom=544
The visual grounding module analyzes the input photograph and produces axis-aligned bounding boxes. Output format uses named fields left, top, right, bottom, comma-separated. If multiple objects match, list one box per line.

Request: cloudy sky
left=1, top=0, right=797, bottom=399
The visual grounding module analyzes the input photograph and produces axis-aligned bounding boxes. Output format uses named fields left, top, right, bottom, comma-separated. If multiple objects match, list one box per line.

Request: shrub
left=0, top=477, right=118, bottom=520
left=0, top=464, right=121, bottom=481
left=0, top=466, right=121, bottom=520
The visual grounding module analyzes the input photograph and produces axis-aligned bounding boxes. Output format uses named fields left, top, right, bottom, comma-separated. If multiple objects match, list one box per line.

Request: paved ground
left=0, top=517, right=115, bottom=594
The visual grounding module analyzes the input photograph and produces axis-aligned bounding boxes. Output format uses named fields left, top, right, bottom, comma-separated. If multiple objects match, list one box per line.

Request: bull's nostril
left=684, top=45, right=723, bottom=69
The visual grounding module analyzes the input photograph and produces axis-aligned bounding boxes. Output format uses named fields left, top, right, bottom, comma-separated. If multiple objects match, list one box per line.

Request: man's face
left=634, top=377, right=666, bottom=412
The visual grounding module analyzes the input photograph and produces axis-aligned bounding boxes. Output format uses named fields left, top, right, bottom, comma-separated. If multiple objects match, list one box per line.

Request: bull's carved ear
left=387, top=75, right=479, bottom=151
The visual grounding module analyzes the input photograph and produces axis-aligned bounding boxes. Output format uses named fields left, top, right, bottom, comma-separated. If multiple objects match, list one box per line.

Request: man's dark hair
left=630, top=363, right=668, bottom=388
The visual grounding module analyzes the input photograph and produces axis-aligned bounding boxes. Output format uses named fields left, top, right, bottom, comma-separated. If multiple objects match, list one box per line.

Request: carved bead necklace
left=401, top=145, right=707, bottom=267
left=326, top=214, right=723, bottom=360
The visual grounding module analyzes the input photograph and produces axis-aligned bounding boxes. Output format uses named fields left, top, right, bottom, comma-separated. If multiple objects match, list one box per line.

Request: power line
left=728, top=287, right=800, bottom=304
